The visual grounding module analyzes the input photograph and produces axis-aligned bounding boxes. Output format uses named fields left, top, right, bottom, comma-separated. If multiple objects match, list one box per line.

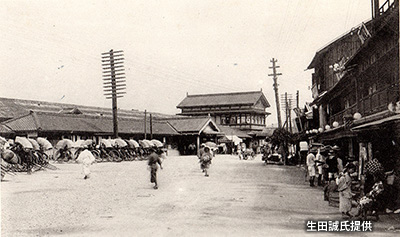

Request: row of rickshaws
left=1, top=136, right=165, bottom=179
left=55, top=138, right=164, bottom=162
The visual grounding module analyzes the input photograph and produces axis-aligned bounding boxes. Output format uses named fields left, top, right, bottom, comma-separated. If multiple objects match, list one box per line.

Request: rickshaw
left=74, top=139, right=101, bottom=162
left=27, top=138, right=57, bottom=170
left=126, top=139, right=140, bottom=160
left=55, top=139, right=74, bottom=162
left=114, top=138, right=134, bottom=161
left=9, top=136, right=35, bottom=173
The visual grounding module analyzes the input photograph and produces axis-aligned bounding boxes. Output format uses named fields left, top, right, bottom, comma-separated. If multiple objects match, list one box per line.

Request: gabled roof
left=2, top=111, right=179, bottom=136
left=167, top=117, right=219, bottom=134
left=177, top=91, right=270, bottom=108
left=307, top=20, right=372, bottom=70
left=0, top=124, right=14, bottom=135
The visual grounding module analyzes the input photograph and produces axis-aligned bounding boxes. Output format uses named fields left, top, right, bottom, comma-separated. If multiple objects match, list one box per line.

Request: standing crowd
left=305, top=145, right=400, bottom=219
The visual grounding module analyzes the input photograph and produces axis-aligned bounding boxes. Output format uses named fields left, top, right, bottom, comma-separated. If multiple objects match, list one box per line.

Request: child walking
left=200, top=146, right=213, bottom=177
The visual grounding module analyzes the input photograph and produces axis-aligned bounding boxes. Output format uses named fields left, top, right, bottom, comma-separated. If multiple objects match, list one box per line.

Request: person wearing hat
left=336, top=163, right=356, bottom=218
left=200, top=146, right=213, bottom=177
left=306, top=148, right=317, bottom=187
left=147, top=147, right=163, bottom=189
left=326, top=150, right=339, bottom=181
left=315, top=148, right=326, bottom=186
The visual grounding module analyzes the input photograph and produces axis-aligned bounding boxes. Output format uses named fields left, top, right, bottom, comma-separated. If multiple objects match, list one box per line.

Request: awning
left=202, top=130, right=221, bottom=135
left=351, top=114, right=400, bottom=131
left=316, top=126, right=356, bottom=141
left=219, top=135, right=242, bottom=145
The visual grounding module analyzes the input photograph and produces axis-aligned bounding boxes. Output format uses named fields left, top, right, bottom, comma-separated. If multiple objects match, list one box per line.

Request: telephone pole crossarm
left=102, top=49, right=126, bottom=138
left=269, top=58, right=283, bottom=128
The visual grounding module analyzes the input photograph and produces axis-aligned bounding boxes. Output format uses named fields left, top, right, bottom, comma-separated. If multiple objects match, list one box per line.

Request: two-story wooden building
left=307, top=0, right=399, bottom=171
left=177, top=91, right=271, bottom=132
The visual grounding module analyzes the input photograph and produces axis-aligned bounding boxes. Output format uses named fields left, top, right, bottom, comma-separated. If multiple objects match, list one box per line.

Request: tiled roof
left=177, top=91, right=270, bottom=108
left=2, top=111, right=178, bottom=136
left=0, top=124, right=14, bottom=134
left=167, top=117, right=215, bottom=133
left=0, top=97, right=176, bottom=120
left=2, top=113, right=39, bottom=131
left=249, top=127, right=276, bottom=137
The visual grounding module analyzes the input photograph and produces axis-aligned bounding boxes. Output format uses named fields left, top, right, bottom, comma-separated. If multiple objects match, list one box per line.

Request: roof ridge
left=31, top=110, right=166, bottom=122
left=0, top=97, right=174, bottom=117
left=186, top=91, right=262, bottom=98
left=167, top=116, right=210, bottom=120
left=1, top=111, right=33, bottom=124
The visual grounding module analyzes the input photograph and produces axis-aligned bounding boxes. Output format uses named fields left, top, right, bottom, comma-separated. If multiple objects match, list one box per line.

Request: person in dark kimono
left=148, top=148, right=163, bottom=189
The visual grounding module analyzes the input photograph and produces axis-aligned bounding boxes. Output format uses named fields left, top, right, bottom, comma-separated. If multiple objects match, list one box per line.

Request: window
left=245, top=114, right=251, bottom=124
left=231, top=116, right=236, bottom=124
left=225, top=116, right=231, bottom=125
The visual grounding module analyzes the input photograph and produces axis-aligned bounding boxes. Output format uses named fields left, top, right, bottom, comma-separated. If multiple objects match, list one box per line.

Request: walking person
left=336, top=163, right=356, bottom=219
left=148, top=147, right=163, bottom=189
left=306, top=149, right=317, bottom=187
left=200, top=146, right=213, bottom=177
left=76, top=148, right=96, bottom=179
left=197, top=144, right=205, bottom=159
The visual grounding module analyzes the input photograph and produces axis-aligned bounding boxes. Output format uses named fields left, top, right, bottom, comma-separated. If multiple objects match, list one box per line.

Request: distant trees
left=269, top=128, right=295, bottom=165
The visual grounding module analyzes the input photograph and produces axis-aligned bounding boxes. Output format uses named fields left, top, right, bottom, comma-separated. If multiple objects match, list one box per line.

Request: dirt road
left=1, top=155, right=397, bottom=236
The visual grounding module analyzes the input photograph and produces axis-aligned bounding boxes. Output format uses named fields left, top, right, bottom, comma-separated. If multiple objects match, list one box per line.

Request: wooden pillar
left=319, top=105, right=327, bottom=129
left=196, top=135, right=200, bottom=155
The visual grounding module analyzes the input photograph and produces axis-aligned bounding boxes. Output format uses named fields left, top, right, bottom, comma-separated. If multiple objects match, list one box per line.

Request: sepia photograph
left=1, top=0, right=399, bottom=236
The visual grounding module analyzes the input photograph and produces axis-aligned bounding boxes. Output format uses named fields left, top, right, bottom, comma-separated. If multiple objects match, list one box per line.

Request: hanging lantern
left=353, top=112, right=362, bottom=120
left=325, top=125, right=331, bottom=130
left=332, top=121, right=339, bottom=128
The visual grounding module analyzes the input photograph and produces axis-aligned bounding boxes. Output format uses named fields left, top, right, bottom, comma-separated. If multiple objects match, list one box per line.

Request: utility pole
left=268, top=58, right=282, bottom=128
left=281, top=92, right=293, bottom=133
left=144, top=110, right=147, bottom=139
left=102, top=49, right=126, bottom=138
left=150, top=113, right=153, bottom=140
left=288, top=96, right=292, bottom=134
left=281, top=92, right=288, bottom=131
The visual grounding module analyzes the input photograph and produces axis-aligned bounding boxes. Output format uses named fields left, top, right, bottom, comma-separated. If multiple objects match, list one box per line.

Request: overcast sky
left=0, top=0, right=372, bottom=125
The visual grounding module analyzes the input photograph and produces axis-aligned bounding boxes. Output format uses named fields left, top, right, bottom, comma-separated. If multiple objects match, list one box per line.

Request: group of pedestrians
left=306, top=146, right=343, bottom=187
left=305, top=145, right=400, bottom=219
left=76, top=145, right=165, bottom=190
